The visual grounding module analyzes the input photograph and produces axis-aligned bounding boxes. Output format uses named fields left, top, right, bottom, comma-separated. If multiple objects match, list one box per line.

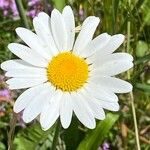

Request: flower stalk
left=8, top=113, right=18, bottom=150
left=15, top=0, right=30, bottom=29
left=127, top=0, right=141, bottom=149
left=51, top=120, right=61, bottom=150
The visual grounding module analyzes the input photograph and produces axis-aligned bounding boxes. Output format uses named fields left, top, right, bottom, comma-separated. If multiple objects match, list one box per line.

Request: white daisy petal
left=37, top=12, right=51, bottom=33
left=92, top=61, right=133, bottom=76
left=14, top=83, right=51, bottom=113
left=60, top=93, right=73, bottom=128
left=89, top=76, right=132, bottom=93
left=90, top=52, right=133, bottom=66
left=15, top=27, right=51, bottom=60
left=40, top=90, right=63, bottom=131
left=33, top=17, right=53, bottom=58
left=94, top=34, right=125, bottom=57
left=71, top=92, right=96, bottom=129
left=79, top=89, right=105, bottom=120
left=51, top=9, right=68, bottom=51
left=22, top=83, right=53, bottom=123
left=33, top=13, right=58, bottom=56
left=8, top=43, right=48, bottom=67
left=80, top=33, right=111, bottom=58
left=98, top=100, right=120, bottom=111
left=1, top=59, right=33, bottom=71
left=62, top=6, right=75, bottom=50
left=6, top=78, right=47, bottom=89
left=73, top=16, right=100, bottom=54
left=33, top=13, right=50, bottom=40
left=85, top=82, right=118, bottom=102
left=88, top=100, right=105, bottom=120
left=5, top=67, right=46, bottom=78
left=79, top=88, right=119, bottom=112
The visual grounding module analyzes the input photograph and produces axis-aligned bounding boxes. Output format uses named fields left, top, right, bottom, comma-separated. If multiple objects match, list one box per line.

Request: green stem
left=15, top=0, right=30, bottom=28
left=43, top=0, right=49, bottom=13
left=127, top=0, right=141, bottom=150
left=8, top=113, right=18, bottom=150
left=51, top=120, right=61, bottom=150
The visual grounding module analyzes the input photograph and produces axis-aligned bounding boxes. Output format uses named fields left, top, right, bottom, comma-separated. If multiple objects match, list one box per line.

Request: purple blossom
left=79, top=5, right=85, bottom=21
left=79, top=7, right=84, bottom=16
left=0, top=0, right=18, bottom=18
left=27, top=0, right=52, bottom=18
left=28, top=0, right=40, bottom=6
left=0, top=0, right=52, bottom=19
left=27, top=0, right=44, bottom=18
left=0, top=89, right=11, bottom=100
left=0, top=0, right=9, bottom=8
left=102, top=142, right=110, bottom=150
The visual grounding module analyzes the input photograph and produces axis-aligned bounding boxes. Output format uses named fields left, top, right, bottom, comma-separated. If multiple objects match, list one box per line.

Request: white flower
left=1, top=6, right=133, bottom=130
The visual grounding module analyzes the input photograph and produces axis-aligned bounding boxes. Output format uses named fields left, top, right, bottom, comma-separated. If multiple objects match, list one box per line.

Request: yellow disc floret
left=47, top=52, right=89, bottom=92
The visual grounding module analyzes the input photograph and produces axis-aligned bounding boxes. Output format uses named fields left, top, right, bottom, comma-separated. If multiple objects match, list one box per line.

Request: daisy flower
left=1, top=6, right=133, bottom=130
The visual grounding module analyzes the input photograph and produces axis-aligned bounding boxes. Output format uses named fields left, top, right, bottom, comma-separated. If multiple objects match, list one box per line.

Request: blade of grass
left=119, top=0, right=144, bottom=32
left=103, top=0, right=112, bottom=33
left=77, top=113, right=119, bottom=150
left=135, top=83, right=150, bottom=93
left=8, top=113, right=18, bottom=150
left=112, top=0, right=119, bottom=33
left=15, top=0, right=30, bottom=29
left=51, top=120, right=61, bottom=150
left=52, top=0, right=65, bottom=12
left=127, top=0, right=141, bottom=149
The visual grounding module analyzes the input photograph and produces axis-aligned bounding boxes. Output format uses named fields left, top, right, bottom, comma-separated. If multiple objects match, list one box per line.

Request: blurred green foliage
left=14, top=123, right=55, bottom=150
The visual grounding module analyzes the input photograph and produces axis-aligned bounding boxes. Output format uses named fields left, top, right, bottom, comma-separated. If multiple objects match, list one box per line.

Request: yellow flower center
left=47, top=52, right=89, bottom=92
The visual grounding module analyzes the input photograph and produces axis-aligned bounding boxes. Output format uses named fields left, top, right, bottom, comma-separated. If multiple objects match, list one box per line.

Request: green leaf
left=136, top=41, right=148, bottom=57
left=77, top=113, right=119, bottom=150
left=63, top=117, right=85, bottom=150
left=0, top=142, right=6, bottom=150
left=135, top=54, right=150, bottom=65
left=13, top=123, right=54, bottom=150
left=135, top=83, right=150, bottom=93
left=52, top=0, right=66, bottom=12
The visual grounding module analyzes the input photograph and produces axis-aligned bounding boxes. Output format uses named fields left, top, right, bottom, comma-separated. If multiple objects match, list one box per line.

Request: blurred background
left=0, top=0, right=150, bottom=150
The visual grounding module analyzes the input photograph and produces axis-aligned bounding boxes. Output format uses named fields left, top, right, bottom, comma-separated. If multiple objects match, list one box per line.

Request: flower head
left=27, top=0, right=52, bottom=18
left=0, top=89, right=10, bottom=98
left=0, top=0, right=18, bottom=18
left=102, top=142, right=110, bottom=150
left=0, top=88, right=11, bottom=102
left=79, top=4, right=85, bottom=21
left=27, top=0, right=44, bottom=18
left=1, top=6, right=133, bottom=130
left=0, top=75, right=11, bottom=101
